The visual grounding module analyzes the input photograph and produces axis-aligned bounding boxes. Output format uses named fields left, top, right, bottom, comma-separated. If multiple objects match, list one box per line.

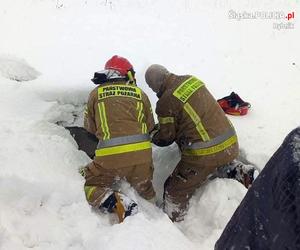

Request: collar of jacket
left=98, top=81, right=133, bottom=88
left=101, top=78, right=127, bottom=84
left=156, top=73, right=175, bottom=98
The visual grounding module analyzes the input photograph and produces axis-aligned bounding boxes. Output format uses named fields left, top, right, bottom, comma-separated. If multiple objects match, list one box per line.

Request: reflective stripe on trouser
left=84, top=185, right=96, bottom=201
left=183, top=128, right=237, bottom=156
left=84, top=161, right=155, bottom=208
left=95, top=134, right=151, bottom=157
left=84, top=185, right=110, bottom=207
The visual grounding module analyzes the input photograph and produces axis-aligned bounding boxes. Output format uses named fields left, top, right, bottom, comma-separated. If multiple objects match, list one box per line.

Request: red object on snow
left=217, top=92, right=251, bottom=116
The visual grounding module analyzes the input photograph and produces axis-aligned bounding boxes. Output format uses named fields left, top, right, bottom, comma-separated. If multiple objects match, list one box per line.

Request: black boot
left=100, top=192, right=138, bottom=222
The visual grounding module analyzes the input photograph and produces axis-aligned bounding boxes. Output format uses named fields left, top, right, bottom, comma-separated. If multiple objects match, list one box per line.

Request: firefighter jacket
left=84, top=81, right=155, bottom=169
left=152, top=74, right=239, bottom=167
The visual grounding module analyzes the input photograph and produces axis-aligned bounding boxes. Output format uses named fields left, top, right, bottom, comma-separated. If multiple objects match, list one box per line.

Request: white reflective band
left=97, top=134, right=150, bottom=149
left=183, top=135, right=237, bottom=156
left=184, top=128, right=236, bottom=150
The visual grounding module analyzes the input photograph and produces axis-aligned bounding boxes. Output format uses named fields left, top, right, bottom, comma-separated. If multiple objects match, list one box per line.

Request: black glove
left=149, top=124, right=159, bottom=141
left=78, top=166, right=88, bottom=177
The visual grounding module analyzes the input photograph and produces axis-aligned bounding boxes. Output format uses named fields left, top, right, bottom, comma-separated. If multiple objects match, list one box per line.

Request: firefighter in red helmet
left=105, top=55, right=134, bottom=76
left=82, top=55, right=156, bottom=222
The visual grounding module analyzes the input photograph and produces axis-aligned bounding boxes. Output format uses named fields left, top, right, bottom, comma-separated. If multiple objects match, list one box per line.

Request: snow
left=0, top=54, right=40, bottom=82
left=292, top=132, right=300, bottom=163
left=0, top=0, right=299, bottom=249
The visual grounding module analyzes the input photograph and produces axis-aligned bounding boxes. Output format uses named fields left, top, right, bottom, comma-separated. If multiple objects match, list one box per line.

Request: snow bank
left=0, top=75, right=196, bottom=249
left=180, top=179, right=247, bottom=249
left=0, top=55, right=40, bottom=82
left=0, top=71, right=247, bottom=249
left=0, top=176, right=195, bottom=250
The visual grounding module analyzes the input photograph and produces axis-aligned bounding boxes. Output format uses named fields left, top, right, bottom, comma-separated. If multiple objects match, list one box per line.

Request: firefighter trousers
left=84, top=161, right=156, bottom=208
left=163, top=159, right=217, bottom=222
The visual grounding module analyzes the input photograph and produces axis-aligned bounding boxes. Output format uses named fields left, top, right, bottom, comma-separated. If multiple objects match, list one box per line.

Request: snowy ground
left=0, top=1, right=299, bottom=249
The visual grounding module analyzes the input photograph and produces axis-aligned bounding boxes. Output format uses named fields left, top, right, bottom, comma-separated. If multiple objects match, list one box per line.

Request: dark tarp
left=65, top=126, right=98, bottom=159
left=215, top=127, right=300, bottom=250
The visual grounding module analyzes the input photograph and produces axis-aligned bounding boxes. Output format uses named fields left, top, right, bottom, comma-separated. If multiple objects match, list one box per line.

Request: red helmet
left=104, top=55, right=133, bottom=76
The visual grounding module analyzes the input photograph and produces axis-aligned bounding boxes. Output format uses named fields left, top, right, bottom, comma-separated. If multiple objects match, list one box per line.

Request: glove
left=78, top=166, right=87, bottom=177
left=149, top=124, right=159, bottom=141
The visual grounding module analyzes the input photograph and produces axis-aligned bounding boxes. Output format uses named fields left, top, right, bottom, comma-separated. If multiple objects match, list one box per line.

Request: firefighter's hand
left=149, top=124, right=159, bottom=141
left=78, top=166, right=87, bottom=177
left=149, top=129, right=158, bottom=141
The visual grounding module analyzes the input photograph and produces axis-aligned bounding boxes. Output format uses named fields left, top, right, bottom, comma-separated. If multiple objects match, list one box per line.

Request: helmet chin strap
left=126, top=70, right=136, bottom=86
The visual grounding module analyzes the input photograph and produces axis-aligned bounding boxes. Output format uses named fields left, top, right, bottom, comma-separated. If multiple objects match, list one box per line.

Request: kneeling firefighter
left=145, top=64, right=241, bottom=222
left=82, top=56, right=156, bottom=222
